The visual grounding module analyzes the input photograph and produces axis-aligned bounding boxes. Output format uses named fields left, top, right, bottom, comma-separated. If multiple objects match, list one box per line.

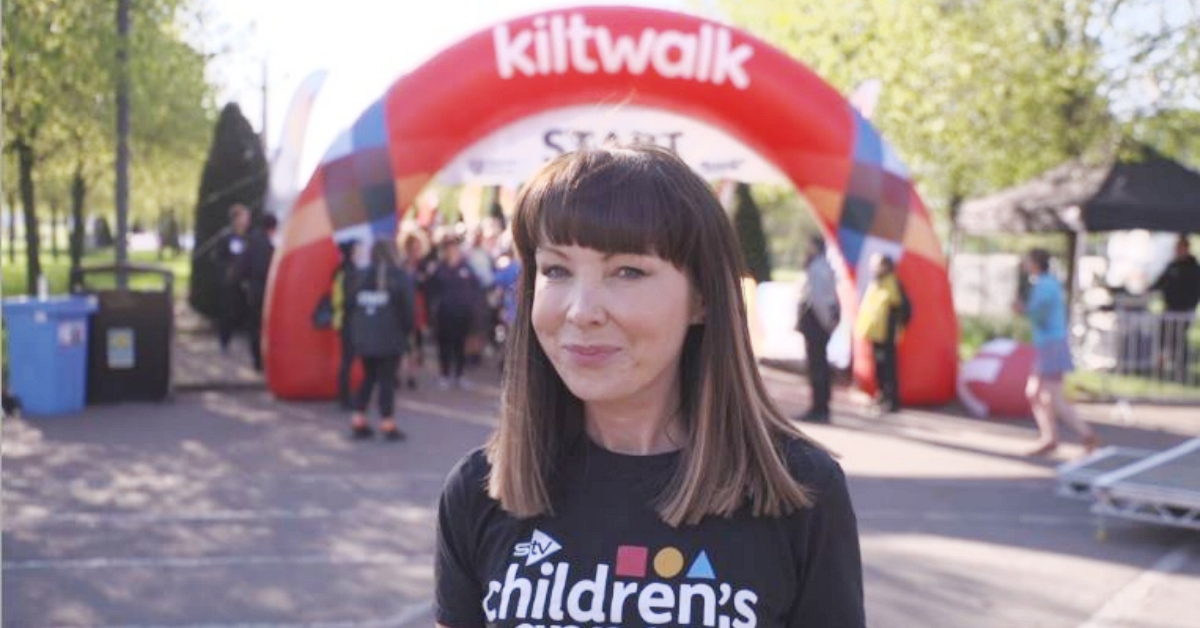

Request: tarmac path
left=4, top=361, right=1198, bottom=628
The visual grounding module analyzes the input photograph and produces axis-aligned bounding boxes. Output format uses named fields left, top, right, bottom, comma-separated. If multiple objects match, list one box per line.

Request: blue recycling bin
left=2, top=295, right=98, bottom=416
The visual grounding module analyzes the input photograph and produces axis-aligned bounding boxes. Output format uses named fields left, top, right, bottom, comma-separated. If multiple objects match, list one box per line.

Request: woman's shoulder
left=779, top=436, right=843, bottom=491
left=441, top=446, right=493, bottom=504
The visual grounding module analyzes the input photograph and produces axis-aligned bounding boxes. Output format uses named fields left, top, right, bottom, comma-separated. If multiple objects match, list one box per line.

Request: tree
left=754, top=184, right=820, bottom=272
left=722, top=0, right=1117, bottom=247
left=1094, top=0, right=1200, bottom=165
left=732, top=183, right=773, bottom=283
left=93, top=216, right=114, bottom=248
left=4, top=0, right=115, bottom=292
left=187, top=103, right=268, bottom=320
left=3, top=0, right=214, bottom=293
left=1096, top=1, right=1199, bottom=119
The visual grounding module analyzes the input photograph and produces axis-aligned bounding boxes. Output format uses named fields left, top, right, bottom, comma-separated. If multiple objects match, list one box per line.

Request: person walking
left=348, top=239, right=415, bottom=441
left=215, top=204, right=253, bottom=358
left=428, top=234, right=484, bottom=389
left=1014, top=248, right=1101, bottom=457
left=795, top=236, right=840, bottom=423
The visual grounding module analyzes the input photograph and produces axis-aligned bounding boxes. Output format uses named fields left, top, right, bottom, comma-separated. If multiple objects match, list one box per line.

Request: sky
left=197, top=0, right=705, bottom=186
left=195, top=0, right=1195, bottom=189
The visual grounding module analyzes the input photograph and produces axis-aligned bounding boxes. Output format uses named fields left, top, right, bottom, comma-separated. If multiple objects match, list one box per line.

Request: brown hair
left=487, top=145, right=815, bottom=527
left=1026, top=248, right=1051, bottom=273
left=399, top=228, right=430, bottom=261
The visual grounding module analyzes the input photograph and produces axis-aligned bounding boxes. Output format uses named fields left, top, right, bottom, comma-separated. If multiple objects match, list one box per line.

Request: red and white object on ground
left=958, top=339, right=1036, bottom=419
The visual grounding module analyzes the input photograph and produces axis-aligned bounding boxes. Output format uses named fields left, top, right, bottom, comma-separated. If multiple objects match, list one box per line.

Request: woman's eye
left=615, top=266, right=647, bottom=279
left=540, top=264, right=570, bottom=279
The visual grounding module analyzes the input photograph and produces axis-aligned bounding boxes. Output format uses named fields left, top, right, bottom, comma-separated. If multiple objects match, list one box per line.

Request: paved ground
left=4, top=336, right=1200, bottom=627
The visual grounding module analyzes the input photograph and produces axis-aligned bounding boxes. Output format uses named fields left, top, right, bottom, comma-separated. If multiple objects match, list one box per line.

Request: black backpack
left=896, top=280, right=913, bottom=328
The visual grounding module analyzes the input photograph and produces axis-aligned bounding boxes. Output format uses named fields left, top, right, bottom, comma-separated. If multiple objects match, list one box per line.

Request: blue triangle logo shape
left=686, top=551, right=716, bottom=580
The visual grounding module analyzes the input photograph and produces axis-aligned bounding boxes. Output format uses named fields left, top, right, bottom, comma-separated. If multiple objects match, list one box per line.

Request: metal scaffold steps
left=1056, top=447, right=1158, bottom=500
left=1058, top=439, right=1200, bottom=534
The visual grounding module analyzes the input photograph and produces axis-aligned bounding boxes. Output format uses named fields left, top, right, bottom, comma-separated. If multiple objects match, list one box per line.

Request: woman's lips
left=563, top=344, right=620, bottom=367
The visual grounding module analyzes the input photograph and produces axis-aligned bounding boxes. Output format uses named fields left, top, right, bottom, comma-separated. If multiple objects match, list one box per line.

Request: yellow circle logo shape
left=653, top=547, right=685, bottom=578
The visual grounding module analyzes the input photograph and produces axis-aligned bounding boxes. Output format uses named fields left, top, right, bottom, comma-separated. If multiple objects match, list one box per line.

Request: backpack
left=896, top=280, right=913, bottom=328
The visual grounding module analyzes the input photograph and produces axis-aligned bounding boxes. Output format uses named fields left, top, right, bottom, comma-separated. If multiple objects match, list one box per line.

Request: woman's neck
left=584, top=395, right=684, bottom=456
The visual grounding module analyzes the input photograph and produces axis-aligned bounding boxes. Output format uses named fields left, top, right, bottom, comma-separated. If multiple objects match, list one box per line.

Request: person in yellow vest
left=855, top=253, right=903, bottom=413
left=334, top=239, right=366, bottom=409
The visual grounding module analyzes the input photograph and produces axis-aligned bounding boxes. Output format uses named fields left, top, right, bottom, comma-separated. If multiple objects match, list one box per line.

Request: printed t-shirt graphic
left=435, top=437, right=865, bottom=628
left=483, top=530, right=760, bottom=627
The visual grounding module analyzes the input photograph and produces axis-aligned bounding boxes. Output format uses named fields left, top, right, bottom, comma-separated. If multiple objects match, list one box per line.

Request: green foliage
left=2, top=0, right=214, bottom=294
left=2, top=249, right=192, bottom=300
left=187, top=103, right=268, bottom=320
left=958, top=315, right=1033, bottom=360
left=752, top=185, right=821, bottom=273
left=1095, top=0, right=1200, bottom=126
left=1069, top=371, right=1200, bottom=401
left=1126, top=108, right=1200, bottom=165
left=722, top=0, right=1119, bottom=236
left=732, top=183, right=773, bottom=282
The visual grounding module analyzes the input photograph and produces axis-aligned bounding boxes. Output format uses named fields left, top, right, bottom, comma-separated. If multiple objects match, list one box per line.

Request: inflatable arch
left=265, top=5, right=959, bottom=405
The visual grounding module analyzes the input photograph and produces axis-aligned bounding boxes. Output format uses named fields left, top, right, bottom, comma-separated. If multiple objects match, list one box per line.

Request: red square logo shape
left=614, top=545, right=649, bottom=578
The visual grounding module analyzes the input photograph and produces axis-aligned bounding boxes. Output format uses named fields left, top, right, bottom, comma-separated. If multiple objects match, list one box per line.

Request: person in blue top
left=1013, top=249, right=1100, bottom=457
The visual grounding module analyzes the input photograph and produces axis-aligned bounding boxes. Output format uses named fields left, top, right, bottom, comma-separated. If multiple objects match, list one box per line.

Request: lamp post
left=115, top=0, right=131, bottom=287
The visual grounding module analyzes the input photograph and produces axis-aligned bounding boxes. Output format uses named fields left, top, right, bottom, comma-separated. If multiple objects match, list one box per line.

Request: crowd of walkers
left=207, top=203, right=522, bottom=442
left=210, top=198, right=1145, bottom=455
left=331, top=218, right=521, bottom=441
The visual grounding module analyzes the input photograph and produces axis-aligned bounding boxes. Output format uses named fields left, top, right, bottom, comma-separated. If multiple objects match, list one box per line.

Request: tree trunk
left=50, top=198, right=60, bottom=259
left=17, top=139, right=41, bottom=295
left=70, top=164, right=86, bottom=276
left=5, top=190, right=15, bottom=264
left=946, top=171, right=965, bottom=264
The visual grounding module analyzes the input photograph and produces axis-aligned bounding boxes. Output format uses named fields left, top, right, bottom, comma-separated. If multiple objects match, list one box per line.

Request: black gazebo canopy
left=958, top=146, right=1200, bottom=235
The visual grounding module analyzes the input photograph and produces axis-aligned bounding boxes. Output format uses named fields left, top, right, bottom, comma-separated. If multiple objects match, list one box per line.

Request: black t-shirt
left=1152, top=255, right=1200, bottom=313
left=436, top=436, right=864, bottom=628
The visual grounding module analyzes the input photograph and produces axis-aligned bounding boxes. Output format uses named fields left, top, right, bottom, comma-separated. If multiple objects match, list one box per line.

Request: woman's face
left=531, top=243, right=701, bottom=410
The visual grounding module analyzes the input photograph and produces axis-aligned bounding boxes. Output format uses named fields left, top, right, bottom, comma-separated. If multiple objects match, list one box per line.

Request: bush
left=187, top=103, right=268, bottom=320
left=733, top=183, right=772, bottom=283
left=958, top=315, right=1032, bottom=360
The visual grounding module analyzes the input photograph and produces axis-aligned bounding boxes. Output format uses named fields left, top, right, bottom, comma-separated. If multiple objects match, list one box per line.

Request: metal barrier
left=1074, top=305, right=1198, bottom=388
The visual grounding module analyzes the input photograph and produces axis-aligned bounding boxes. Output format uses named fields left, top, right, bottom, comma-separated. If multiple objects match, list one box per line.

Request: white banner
left=437, top=104, right=788, bottom=186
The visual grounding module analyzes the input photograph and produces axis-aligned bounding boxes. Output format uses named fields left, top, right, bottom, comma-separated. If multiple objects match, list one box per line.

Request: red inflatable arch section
left=264, top=5, right=959, bottom=405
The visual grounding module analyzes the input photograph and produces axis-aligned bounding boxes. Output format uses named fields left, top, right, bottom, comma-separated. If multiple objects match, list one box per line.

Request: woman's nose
left=564, top=281, right=607, bottom=327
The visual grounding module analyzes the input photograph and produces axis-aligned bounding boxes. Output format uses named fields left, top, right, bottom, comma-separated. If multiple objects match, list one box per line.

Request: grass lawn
left=2, top=248, right=191, bottom=379
left=2, top=249, right=190, bottom=299
left=1069, top=369, right=1200, bottom=402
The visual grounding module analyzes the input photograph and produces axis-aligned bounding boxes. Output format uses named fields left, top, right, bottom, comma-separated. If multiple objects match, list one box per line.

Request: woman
left=348, top=239, right=415, bottom=441
left=854, top=253, right=903, bottom=414
left=399, top=229, right=432, bottom=390
left=435, top=146, right=864, bottom=628
left=1013, top=249, right=1101, bottom=456
left=428, top=233, right=484, bottom=389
